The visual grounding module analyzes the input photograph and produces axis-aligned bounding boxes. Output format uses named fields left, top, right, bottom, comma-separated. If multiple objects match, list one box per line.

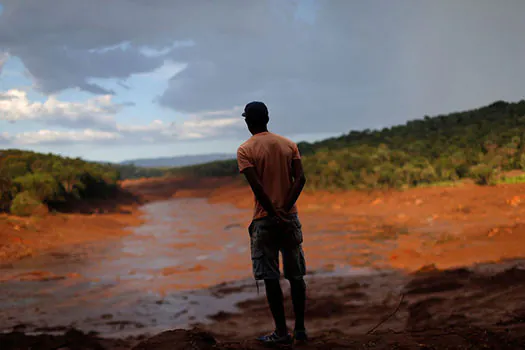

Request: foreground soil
left=2, top=260, right=525, bottom=349
left=3, top=177, right=525, bottom=348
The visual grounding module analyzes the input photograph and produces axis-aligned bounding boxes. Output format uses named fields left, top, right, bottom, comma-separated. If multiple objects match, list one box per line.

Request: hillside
left=6, top=99, right=523, bottom=202
left=120, top=153, right=235, bottom=168
left=0, top=149, right=122, bottom=216
left=163, top=99, right=525, bottom=189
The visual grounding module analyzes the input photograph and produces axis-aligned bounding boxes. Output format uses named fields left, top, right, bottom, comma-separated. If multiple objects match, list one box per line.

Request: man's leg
left=264, top=279, right=288, bottom=335
left=250, top=219, right=291, bottom=343
left=282, top=214, right=307, bottom=338
left=289, top=277, right=306, bottom=331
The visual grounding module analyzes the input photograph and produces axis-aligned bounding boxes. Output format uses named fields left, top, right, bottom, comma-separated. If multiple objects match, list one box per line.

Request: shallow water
left=0, top=199, right=260, bottom=337
left=0, top=198, right=370, bottom=337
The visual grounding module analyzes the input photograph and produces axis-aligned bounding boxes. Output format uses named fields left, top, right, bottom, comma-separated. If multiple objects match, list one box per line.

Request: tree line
left=0, top=150, right=120, bottom=216
left=114, top=164, right=167, bottom=180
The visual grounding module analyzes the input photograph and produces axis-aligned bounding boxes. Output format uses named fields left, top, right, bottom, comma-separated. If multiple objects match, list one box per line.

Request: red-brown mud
left=2, top=177, right=525, bottom=349
left=2, top=261, right=525, bottom=349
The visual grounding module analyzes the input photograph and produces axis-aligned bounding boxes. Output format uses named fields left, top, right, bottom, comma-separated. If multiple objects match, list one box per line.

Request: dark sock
left=290, top=278, right=306, bottom=331
left=264, top=279, right=287, bottom=335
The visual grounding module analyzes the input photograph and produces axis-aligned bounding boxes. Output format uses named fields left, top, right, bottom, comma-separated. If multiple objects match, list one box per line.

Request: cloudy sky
left=0, top=0, right=524, bottom=162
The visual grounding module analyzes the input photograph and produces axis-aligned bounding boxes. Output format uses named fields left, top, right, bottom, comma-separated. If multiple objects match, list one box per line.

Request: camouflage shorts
left=248, top=214, right=306, bottom=280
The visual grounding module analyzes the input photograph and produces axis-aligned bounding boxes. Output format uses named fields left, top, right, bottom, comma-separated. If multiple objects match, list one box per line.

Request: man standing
left=236, top=101, right=308, bottom=344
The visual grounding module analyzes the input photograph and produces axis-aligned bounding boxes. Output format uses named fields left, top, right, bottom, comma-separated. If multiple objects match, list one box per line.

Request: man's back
left=237, top=131, right=301, bottom=219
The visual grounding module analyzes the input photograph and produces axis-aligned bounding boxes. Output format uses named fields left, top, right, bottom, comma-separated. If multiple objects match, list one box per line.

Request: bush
left=499, top=174, right=525, bottom=184
left=10, top=191, right=48, bottom=217
left=469, top=164, right=499, bottom=185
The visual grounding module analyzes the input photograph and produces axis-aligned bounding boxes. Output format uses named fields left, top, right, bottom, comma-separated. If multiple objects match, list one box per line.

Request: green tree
left=13, top=172, right=63, bottom=202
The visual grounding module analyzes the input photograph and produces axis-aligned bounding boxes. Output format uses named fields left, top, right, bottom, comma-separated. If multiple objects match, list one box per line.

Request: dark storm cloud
left=0, top=0, right=524, bottom=136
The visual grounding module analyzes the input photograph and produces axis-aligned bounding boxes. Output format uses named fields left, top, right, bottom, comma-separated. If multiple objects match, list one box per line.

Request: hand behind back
left=274, top=208, right=291, bottom=226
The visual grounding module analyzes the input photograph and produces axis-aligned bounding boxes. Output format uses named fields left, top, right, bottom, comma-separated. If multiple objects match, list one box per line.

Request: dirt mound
left=405, top=267, right=473, bottom=295
left=478, top=266, right=525, bottom=288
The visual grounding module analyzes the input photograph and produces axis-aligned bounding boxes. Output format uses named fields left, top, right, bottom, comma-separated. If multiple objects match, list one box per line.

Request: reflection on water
left=0, top=199, right=256, bottom=337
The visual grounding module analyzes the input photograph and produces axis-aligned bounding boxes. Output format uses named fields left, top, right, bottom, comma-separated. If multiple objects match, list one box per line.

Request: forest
left=165, top=100, right=525, bottom=189
left=0, top=150, right=120, bottom=216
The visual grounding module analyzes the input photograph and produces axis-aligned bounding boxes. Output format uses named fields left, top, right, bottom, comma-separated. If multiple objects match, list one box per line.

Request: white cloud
left=0, top=89, right=121, bottom=129
left=112, top=105, right=244, bottom=143
left=179, top=117, right=243, bottom=140
left=0, top=104, right=245, bottom=146
left=13, top=129, right=121, bottom=145
left=187, top=106, right=243, bottom=120
left=181, top=117, right=241, bottom=137
left=0, top=118, right=243, bottom=146
left=117, top=113, right=244, bottom=141
left=171, top=106, right=245, bottom=139
left=0, top=86, right=245, bottom=146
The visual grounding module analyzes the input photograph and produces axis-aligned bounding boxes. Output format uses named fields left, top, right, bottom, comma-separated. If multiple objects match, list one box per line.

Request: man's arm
left=282, top=158, right=307, bottom=213
left=241, top=167, right=278, bottom=218
left=237, top=147, right=279, bottom=218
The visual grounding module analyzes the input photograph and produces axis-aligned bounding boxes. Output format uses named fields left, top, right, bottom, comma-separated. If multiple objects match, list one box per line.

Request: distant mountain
left=120, top=153, right=235, bottom=168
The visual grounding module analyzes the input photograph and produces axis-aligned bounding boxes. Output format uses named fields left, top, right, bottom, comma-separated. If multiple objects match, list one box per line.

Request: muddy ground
left=0, top=190, right=144, bottom=264
left=2, top=260, right=525, bottom=349
left=2, top=177, right=525, bottom=349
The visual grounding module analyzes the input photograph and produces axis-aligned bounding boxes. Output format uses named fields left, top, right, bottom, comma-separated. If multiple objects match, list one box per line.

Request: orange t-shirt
left=237, top=131, right=301, bottom=220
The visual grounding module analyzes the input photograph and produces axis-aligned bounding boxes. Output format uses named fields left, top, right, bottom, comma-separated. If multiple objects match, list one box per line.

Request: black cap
left=242, top=101, right=269, bottom=121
